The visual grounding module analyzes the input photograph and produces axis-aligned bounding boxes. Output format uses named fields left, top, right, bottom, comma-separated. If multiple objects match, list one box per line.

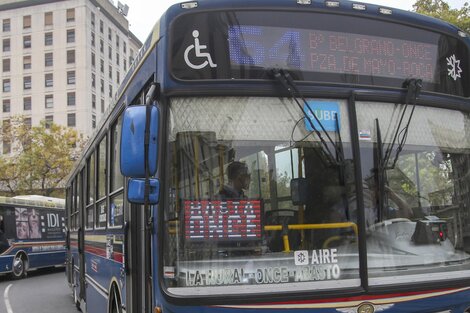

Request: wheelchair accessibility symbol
left=184, top=30, right=217, bottom=70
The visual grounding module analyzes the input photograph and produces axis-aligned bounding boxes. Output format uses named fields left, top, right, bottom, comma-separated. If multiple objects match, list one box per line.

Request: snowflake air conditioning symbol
left=447, top=54, right=463, bottom=81
left=294, top=250, right=309, bottom=266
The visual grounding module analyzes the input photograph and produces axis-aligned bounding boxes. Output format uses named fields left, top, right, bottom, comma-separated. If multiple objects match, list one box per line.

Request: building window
left=2, top=39, right=10, bottom=52
left=67, top=71, right=76, bottom=85
left=123, top=59, right=127, bottom=72
left=67, top=113, right=76, bottom=127
left=3, top=99, right=10, bottom=113
left=100, top=79, right=104, bottom=93
left=23, top=35, right=31, bottom=49
left=45, top=12, right=53, bottom=26
left=91, top=12, right=95, bottom=27
left=45, top=52, right=53, bottom=67
left=24, top=76, right=32, bottom=90
left=116, top=34, right=120, bottom=47
left=3, top=19, right=10, bottom=32
left=91, top=52, right=96, bottom=67
left=100, top=59, right=104, bottom=73
left=116, top=71, right=120, bottom=84
left=116, top=53, right=120, bottom=66
left=101, top=98, right=105, bottom=113
left=123, top=41, right=126, bottom=54
left=67, top=29, right=75, bottom=43
left=23, top=56, right=31, bottom=70
left=23, top=15, right=31, bottom=29
left=109, top=84, right=113, bottom=97
left=92, top=94, right=96, bottom=109
left=3, top=79, right=10, bottom=92
left=108, top=27, right=112, bottom=41
left=45, top=115, right=53, bottom=128
left=45, top=73, right=53, bottom=87
left=92, top=114, right=96, bottom=128
left=109, top=65, right=112, bottom=79
left=67, top=92, right=76, bottom=106
left=24, top=97, right=31, bottom=110
left=91, top=32, right=95, bottom=47
left=3, top=59, right=10, bottom=72
left=3, top=141, right=11, bottom=154
left=24, top=118, right=31, bottom=128
left=100, top=39, right=104, bottom=53
left=108, top=46, right=112, bottom=60
left=92, top=73, right=96, bottom=88
left=45, top=95, right=53, bottom=109
left=44, top=32, right=53, bottom=46
left=67, top=50, right=75, bottom=64
left=66, top=9, right=75, bottom=22
left=99, top=20, right=103, bottom=33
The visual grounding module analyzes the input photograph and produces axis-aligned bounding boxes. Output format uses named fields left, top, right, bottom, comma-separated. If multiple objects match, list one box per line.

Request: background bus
left=66, top=0, right=470, bottom=312
left=0, top=195, right=65, bottom=279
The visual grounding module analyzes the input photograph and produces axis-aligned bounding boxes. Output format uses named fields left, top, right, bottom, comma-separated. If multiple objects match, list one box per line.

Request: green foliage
left=413, top=0, right=470, bottom=32
left=392, top=151, right=453, bottom=207
left=0, top=116, right=86, bottom=196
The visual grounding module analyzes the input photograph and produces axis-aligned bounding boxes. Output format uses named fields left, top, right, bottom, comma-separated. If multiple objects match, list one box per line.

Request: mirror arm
left=145, top=83, right=159, bottom=105
left=144, top=82, right=159, bottom=205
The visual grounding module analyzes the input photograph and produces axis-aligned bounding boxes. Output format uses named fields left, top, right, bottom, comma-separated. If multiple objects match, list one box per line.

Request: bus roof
left=162, top=0, right=464, bottom=36
left=0, top=195, right=65, bottom=209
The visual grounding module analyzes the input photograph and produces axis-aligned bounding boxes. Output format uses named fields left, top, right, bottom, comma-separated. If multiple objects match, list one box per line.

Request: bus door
left=66, top=187, right=73, bottom=286
left=126, top=202, right=151, bottom=313
left=78, top=169, right=86, bottom=304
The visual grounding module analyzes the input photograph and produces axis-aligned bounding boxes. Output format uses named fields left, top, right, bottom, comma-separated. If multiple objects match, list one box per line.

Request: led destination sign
left=229, top=26, right=439, bottom=83
left=171, top=11, right=469, bottom=96
left=184, top=200, right=262, bottom=242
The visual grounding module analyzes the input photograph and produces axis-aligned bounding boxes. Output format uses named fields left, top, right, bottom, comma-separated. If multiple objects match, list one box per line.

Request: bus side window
left=2, top=208, right=16, bottom=239
left=0, top=215, right=8, bottom=254
left=0, top=215, right=4, bottom=233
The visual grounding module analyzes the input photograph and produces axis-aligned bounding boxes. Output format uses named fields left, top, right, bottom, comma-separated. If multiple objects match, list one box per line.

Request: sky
left=123, top=0, right=469, bottom=42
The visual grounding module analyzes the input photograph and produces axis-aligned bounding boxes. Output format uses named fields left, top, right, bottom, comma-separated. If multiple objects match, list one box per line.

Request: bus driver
left=218, top=161, right=251, bottom=199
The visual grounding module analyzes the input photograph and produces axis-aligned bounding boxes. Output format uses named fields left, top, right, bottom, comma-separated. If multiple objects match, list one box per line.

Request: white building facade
left=0, top=0, right=141, bottom=154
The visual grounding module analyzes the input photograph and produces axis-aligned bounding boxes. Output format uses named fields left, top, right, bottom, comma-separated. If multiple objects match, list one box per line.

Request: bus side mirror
left=120, top=105, right=159, bottom=178
left=128, top=178, right=160, bottom=204
left=291, top=178, right=310, bottom=205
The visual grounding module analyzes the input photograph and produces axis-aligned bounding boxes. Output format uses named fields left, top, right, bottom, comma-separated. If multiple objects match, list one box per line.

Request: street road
left=0, top=268, right=77, bottom=313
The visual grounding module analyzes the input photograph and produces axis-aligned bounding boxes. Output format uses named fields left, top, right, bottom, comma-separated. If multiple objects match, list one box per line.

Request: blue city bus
left=66, top=0, right=470, bottom=312
left=0, top=195, right=65, bottom=279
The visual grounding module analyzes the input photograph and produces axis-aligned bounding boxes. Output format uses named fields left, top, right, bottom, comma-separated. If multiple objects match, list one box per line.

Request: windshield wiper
left=375, top=118, right=386, bottom=222
left=375, top=78, right=422, bottom=221
left=383, top=78, right=422, bottom=170
left=271, top=68, right=344, bottom=166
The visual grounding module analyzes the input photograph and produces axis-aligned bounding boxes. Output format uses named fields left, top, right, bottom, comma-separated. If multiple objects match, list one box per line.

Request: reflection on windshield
left=357, top=101, right=470, bottom=284
left=163, top=97, right=470, bottom=295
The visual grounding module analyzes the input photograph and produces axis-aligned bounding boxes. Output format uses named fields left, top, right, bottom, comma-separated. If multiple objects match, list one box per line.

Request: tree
left=413, top=0, right=470, bottom=32
left=0, top=156, right=21, bottom=195
left=0, top=117, right=86, bottom=196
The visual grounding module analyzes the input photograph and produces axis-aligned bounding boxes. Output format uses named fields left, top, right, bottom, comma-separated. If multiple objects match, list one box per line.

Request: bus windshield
left=163, top=97, right=470, bottom=296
